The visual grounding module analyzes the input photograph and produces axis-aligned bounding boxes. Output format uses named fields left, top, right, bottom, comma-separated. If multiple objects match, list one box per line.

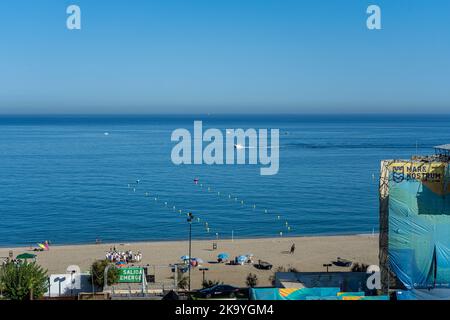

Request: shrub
left=246, top=273, right=258, bottom=287
left=202, top=279, right=223, bottom=288
left=90, top=260, right=120, bottom=288
left=351, top=263, right=369, bottom=272
left=0, top=261, right=48, bottom=300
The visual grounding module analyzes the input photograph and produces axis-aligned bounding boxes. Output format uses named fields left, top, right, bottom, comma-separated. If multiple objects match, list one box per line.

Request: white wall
left=46, top=273, right=93, bottom=297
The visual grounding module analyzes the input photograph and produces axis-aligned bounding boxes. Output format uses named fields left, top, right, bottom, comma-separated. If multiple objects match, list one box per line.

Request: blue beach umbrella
left=237, top=255, right=247, bottom=263
left=180, top=255, right=190, bottom=261
left=218, top=253, right=229, bottom=260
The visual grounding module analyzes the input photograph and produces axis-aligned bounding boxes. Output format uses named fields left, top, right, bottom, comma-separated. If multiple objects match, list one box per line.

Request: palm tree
left=0, top=261, right=48, bottom=300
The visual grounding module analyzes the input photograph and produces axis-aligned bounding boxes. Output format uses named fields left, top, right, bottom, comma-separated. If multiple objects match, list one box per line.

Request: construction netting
left=380, top=160, right=450, bottom=290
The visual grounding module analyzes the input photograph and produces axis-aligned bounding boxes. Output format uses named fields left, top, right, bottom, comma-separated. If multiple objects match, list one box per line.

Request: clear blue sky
left=0, top=0, right=449, bottom=114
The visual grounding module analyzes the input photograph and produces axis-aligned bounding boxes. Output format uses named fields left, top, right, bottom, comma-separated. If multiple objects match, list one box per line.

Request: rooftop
left=434, top=144, right=450, bottom=151
left=433, top=144, right=450, bottom=158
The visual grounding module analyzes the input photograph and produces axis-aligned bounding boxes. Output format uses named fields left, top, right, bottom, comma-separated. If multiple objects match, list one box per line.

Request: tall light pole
left=323, top=263, right=332, bottom=273
left=187, top=212, right=194, bottom=292
left=199, top=267, right=209, bottom=285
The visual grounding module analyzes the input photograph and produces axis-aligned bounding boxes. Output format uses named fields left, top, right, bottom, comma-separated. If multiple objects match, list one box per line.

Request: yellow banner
left=388, top=161, right=450, bottom=195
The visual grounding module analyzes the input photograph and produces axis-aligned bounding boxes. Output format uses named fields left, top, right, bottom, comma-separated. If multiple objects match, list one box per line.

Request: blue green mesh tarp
left=382, top=160, right=450, bottom=289
left=396, top=289, right=450, bottom=300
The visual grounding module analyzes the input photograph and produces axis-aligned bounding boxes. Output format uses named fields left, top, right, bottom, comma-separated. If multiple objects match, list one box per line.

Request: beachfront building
left=379, top=145, right=450, bottom=299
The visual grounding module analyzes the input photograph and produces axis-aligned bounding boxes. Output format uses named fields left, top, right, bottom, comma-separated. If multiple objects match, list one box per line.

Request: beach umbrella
left=180, top=255, right=190, bottom=261
left=218, top=253, right=229, bottom=260
left=237, top=255, right=247, bottom=263
left=16, top=253, right=36, bottom=260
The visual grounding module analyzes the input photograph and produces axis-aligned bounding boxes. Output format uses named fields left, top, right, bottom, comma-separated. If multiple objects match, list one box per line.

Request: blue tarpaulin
left=396, top=289, right=450, bottom=300
left=388, top=161, right=450, bottom=290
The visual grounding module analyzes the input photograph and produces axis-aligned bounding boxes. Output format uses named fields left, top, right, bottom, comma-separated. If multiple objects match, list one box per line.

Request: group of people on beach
left=105, top=247, right=142, bottom=263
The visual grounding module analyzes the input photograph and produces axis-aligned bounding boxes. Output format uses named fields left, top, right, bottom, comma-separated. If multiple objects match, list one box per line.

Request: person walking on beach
left=290, top=243, right=295, bottom=254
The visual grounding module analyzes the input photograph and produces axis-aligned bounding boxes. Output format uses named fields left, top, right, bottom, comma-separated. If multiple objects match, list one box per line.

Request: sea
left=1, top=114, right=450, bottom=247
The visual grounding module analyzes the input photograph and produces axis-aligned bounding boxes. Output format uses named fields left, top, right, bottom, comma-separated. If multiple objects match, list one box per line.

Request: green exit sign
left=118, top=267, right=143, bottom=283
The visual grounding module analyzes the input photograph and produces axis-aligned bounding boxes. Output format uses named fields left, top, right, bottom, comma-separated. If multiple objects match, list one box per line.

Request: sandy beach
left=0, top=235, right=378, bottom=289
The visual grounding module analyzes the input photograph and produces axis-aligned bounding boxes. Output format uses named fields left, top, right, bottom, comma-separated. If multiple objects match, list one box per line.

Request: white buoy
left=104, top=132, right=109, bottom=136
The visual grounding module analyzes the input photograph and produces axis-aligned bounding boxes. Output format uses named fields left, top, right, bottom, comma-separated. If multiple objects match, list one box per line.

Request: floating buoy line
left=126, top=177, right=295, bottom=238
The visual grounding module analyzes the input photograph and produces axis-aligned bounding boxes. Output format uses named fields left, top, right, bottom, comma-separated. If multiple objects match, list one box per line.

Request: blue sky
left=0, top=0, right=449, bottom=114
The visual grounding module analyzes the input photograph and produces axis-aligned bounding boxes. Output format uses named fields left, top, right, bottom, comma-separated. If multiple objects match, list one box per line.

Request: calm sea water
left=1, top=114, right=450, bottom=247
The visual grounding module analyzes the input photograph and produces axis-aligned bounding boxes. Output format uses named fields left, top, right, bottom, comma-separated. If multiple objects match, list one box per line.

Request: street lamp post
left=323, top=263, right=332, bottom=273
left=187, top=212, right=194, bottom=292
left=199, top=267, right=209, bottom=285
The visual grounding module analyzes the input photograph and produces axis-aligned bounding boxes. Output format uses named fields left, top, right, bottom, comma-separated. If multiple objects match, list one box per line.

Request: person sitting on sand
left=290, top=243, right=295, bottom=254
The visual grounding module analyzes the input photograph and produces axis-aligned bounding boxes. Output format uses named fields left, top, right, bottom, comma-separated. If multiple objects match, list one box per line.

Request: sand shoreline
left=0, top=234, right=379, bottom=289
left=0, top=232, right=377, bottom=250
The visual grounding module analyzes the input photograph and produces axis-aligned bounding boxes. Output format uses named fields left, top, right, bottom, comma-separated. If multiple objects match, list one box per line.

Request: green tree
left=0, top=261, right=48, bottom=300
left=201, top=279, right=223, bottom=288
left=90, top=260, right=120, bottom=288
left=246, top=273, right=258, bottom=287
left=176, top=269, right=189, bottom=290
left=351, top=263, right=369, bottom=272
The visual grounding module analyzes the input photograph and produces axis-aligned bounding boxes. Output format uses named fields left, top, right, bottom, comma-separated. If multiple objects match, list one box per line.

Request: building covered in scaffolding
left=379, top=145, right=450, bottom=299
